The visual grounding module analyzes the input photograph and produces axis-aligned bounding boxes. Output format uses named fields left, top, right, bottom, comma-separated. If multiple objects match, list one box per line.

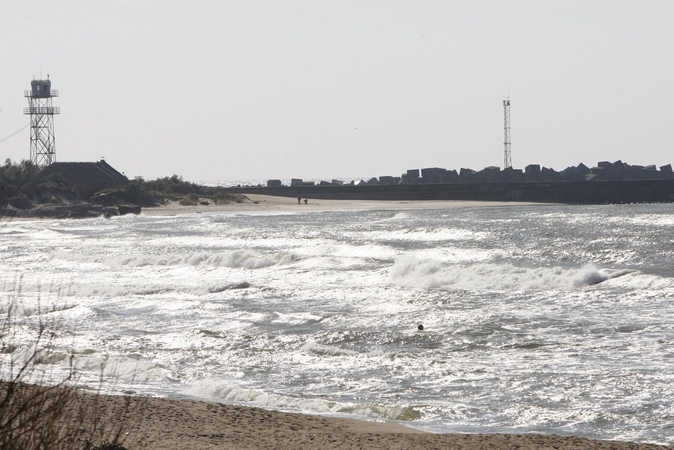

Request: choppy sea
left=2, top=203, right=674, bottom=445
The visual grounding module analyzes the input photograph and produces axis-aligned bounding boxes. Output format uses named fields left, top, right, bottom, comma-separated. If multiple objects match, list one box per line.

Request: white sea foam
left=272, top=312, right=323, bottom=325
left=294, top=243, right=396, bottom=260
left=56, top=249, right=298, bottom=269
left=389, top=255, right=639, bottom=291
left=300, top=340, right=360, bottom=356
left=372, top=227, right=487, bottom=243
left=183, top=378, right=421, bottom=421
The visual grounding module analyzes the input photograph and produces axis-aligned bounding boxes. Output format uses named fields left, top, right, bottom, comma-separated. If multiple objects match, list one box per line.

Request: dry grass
left=0, top=381, right=133, bottom=450
left=0, top=284, right=139, bottom=450
left=178, top=193, right=199, bottom=206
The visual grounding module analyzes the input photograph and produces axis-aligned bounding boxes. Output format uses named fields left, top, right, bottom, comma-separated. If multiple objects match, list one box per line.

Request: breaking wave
left=183, top=379, right=421, bottom=421
left=58, top=249, right=299, bottom=269
left=389, top=255, right=636, bottom=291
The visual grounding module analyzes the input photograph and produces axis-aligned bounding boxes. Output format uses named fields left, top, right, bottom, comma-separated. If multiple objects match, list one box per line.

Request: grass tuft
left=0, top=283, right=137, bottom=450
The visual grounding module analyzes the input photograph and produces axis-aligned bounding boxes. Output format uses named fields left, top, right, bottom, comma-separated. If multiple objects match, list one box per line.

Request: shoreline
left=11, top=384, right=669, bottom=450
left=115, top=393, right=672, bottom=449
left=1, top=195, right=556, bottom=222
left=140, top=194, right=553, bottom=217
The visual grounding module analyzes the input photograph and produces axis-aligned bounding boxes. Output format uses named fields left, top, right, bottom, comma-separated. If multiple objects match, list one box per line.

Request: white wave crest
left=299, top=340, right=359, bottom=356
left=183, top=379, right=421, bottom=421
left=100, top=250, right=297, bottom=269
left=389, top=255, right=636, bottom=291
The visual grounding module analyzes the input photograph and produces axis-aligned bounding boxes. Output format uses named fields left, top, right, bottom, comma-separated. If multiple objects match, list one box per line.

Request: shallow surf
left=2, top=203, right=673, bottom=445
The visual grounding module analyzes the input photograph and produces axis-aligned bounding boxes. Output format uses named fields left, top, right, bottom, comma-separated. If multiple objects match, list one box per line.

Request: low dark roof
left=45, top=161, right=127, bottom=183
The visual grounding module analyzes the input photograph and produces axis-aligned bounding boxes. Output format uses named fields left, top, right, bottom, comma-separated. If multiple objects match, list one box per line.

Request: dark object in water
left=117, top=205, right=141, bottom=215
left=418, top=324, right=424, bottom=331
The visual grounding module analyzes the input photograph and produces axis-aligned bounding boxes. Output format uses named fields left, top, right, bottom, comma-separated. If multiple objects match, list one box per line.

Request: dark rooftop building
left=33, top=160, right=128, bottom=195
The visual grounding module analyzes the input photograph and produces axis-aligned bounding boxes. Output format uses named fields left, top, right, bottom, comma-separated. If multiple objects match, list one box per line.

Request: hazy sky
left=1, top=1, right=673, bottom=182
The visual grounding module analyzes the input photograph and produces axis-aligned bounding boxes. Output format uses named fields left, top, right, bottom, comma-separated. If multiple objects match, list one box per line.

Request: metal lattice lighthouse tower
left=503, top=99, right=512, bottom=169
left=24, top=77, right=60, bottom=167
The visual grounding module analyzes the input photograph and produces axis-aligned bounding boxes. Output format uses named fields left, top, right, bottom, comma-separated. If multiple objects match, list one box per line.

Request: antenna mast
left=24, top=77, right=60, bottom=167
left=503, top=99, right=512, bottom=169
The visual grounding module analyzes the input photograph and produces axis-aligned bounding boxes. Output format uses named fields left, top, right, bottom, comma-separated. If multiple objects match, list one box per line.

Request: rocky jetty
left=232, top=160, right=674, bottom=205
left=280, top=160, right=674, bottom=187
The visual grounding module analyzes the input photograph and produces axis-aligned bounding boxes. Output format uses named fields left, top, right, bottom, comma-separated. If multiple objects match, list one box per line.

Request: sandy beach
left=1, top=194, right=547, bottom=222
left=42, top=387, right=671, bottom=450
left=141, top=194, right=550, bottom=217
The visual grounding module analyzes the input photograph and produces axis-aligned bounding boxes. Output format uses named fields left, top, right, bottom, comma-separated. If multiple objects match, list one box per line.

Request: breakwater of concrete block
left=219, top=179, right=674, bottom=204
left=227, top=160, right=674, bottom=204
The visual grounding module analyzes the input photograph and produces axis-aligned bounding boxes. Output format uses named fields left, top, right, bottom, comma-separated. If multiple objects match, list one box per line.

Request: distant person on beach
left=304, top=199, right=308, bottom=205
left=297, top=197, right=301, bottom=204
